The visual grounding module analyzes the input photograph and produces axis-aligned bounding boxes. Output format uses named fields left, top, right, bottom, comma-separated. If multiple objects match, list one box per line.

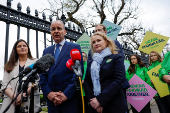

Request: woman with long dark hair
left=0, top=39, right=41, bottom=113
left=126, top=54, right=152, bottom=113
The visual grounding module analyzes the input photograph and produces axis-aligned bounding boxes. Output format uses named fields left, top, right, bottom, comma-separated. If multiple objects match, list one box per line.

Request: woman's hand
left=163, top=75, right=170, bottom=84
left=90, top=97, right=100, bottom=109
left=96, top=106, right=103, bottom=113
left=13, top=93, right=27, bottom=106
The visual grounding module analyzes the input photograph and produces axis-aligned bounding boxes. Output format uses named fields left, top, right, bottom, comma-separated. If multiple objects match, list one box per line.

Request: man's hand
left=56, top=92, right=68, bottom=102
left=163, top=75, right=170, bottom=84
left=54, top=96, right=62, bottom=106
left=51, top=91, right=68, bottom=106
left=47, top=92, right=59, bottom=102
left=82, top=80, right=84, bottom=84
left=90, top=97, right=100, bottom=109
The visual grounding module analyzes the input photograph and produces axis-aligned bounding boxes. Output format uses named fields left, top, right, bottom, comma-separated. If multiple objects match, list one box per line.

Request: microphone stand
left=19, top=80, right=29, bottom=113
left=28, top=72, right=36, bottom=113
left=2, top=80, right=30, bottom=113
left=23, top=69, right=38, bottom=113
left=72, top=60, right=85, bottom=113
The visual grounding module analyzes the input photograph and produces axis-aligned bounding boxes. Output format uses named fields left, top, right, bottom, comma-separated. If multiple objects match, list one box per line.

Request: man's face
left=95, top=25, right=107, bottom=34
left=50, top=21, right=66, bottom=43
left=82, top=53, right=87, bottom=62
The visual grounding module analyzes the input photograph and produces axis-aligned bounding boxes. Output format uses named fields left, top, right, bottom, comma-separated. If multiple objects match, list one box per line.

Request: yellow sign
left=138, top=31, right=169, bottom=54
left=147, top=64, right=170, bottom=97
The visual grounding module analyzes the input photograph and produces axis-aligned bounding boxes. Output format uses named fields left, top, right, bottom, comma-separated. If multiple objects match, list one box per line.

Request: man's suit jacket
left=39, top=41, right=84, bottom=107
left=84, top=53, right=127, bottom=113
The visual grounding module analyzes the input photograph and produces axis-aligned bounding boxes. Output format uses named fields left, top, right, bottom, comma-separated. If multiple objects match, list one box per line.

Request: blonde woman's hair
left=149, top=51, right=163, bottom=64
left=90, top=32, right=118, bottom=55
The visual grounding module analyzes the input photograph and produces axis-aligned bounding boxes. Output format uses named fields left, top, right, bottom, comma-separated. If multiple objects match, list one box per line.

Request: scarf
left=91, top=47, right=112, bottom=96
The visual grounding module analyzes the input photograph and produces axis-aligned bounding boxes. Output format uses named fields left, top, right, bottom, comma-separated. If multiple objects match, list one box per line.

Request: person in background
left=0, top=39, right=41, bottom=113
left=82, top=52, right=88, bottom=84
left=39, top=20, right=84, bottom=113
left=84, top=32, right=127, bottom=113
left=82, top=52, right=88, bottom=113
left=148, top=50, right=168, bottom=113
left=158, top=51, right=170, bottom=113
left=126, top=54, right=152, bottom=113
left=88, top=24, right=124, bottom=61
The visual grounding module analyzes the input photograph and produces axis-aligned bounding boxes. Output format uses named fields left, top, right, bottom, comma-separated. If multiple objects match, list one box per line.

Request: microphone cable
left=78, top=76, right=85, bottom=113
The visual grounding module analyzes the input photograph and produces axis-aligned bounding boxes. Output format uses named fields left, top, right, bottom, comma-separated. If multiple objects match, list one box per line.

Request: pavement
left=40, top=99, right=160, bottom=113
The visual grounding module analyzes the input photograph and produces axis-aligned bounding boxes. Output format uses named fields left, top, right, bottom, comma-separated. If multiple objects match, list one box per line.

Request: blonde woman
left=84, top=32, right=127, bottom=113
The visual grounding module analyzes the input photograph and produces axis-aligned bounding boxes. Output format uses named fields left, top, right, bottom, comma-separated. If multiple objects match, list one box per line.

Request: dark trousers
left=155, top=95, right=170, bottom=113
left=123, top=88, right=129, bottom=113
left=84, top=96, right=89, bottom=113
left=131, top=102, right=151, bottom=113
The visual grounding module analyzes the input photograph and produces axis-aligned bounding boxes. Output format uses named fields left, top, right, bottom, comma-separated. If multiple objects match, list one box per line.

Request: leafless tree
left=42, top=0, right=154, bottom=53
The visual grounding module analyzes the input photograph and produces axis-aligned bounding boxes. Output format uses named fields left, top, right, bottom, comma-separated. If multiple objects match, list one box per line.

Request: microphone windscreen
left=70, top=49, right=81, bottom=62
left=66, top=59, right=74, bottom=70
left=33, top=54, right=55, bottom=73
left=24, top=66, right=32, bottom=74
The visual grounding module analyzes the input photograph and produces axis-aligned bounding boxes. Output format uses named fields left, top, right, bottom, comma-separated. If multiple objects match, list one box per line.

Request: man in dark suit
left=39, top=20, right=84, bottom=113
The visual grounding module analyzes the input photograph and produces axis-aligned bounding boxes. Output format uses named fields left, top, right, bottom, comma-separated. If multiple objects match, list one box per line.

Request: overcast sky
left=0, top=0, right=170, bottom=80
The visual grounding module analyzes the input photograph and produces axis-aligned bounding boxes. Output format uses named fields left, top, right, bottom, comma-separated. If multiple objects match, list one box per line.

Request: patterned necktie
left=55, top=44, right=60, bottom=62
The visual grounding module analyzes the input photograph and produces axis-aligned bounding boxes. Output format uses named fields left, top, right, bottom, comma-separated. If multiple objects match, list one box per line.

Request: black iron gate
left=0, top=0, right=149, bottom=66
left=0, top=0, right=84, bottom=64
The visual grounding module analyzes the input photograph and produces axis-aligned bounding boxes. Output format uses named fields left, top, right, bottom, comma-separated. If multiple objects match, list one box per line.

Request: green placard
left=76, top=33, right=91, bottom=55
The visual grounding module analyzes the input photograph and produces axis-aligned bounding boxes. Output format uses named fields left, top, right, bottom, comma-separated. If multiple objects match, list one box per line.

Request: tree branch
left=114, top=0, right=125, bottom=24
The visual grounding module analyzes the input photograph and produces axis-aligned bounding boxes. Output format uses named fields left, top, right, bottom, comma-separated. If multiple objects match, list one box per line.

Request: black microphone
left=22, top=54, right=55, bottom=81
left=12, top=64, right=34, bottom=80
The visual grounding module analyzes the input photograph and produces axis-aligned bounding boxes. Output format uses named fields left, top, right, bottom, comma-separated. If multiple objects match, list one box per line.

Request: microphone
left=22, top=54, right=55, bottom=81
left=12, top=64, right=34, bottom=80
left=70, top=49, right=81, bottom=61
left=66, top=59, right=75, bottom=70
left=69, top=49, right=82, bottom=77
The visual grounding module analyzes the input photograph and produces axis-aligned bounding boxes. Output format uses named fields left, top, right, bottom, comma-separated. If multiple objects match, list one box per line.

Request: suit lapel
left=50, top=45, right=55, bottom=57
left=53, top=41, right=69, bottom=69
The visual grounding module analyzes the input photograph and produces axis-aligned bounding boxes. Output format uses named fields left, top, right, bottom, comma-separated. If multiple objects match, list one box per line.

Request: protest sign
left=147, top=64, right=170, bottom=97
left=76, top=33, right=91, bottom=55
left=138, top=31, right=169, bottom=54
left=124, top=60, right=130, bottom=71
left=126, top=74, right=157, bottom=112
left=102, top=20, right=122, bottom=40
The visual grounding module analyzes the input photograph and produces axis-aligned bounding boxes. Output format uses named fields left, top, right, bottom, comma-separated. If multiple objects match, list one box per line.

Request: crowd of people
left=0, top=20, right=170, bottom=113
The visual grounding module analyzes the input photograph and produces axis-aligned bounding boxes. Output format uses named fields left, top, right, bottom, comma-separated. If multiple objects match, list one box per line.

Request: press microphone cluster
left=11, top=54, right=55, bottom=82
left=22, top=54, right=55, bottom=81
left=66, top=49, right=82, bottom=77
